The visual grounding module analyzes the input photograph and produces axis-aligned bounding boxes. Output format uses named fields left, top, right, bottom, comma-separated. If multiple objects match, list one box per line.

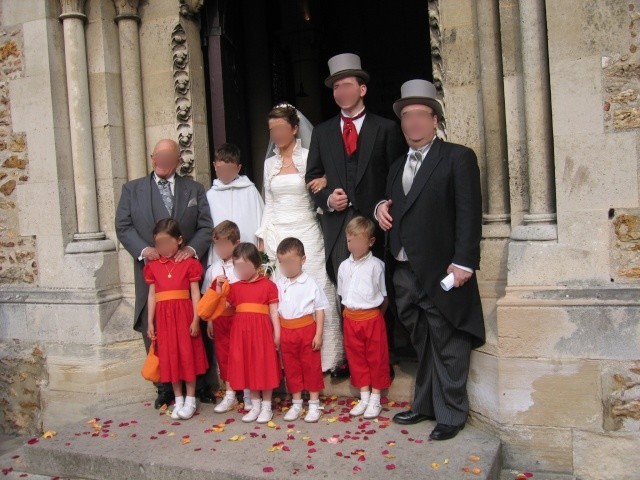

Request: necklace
left=164, top=260, right=177, bottom=278
left=281, top=158, right=294, bottom=169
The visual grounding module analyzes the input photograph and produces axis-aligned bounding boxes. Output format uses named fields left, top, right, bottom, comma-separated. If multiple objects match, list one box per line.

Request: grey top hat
left=393, top=79, right=444, bottom=119
left=324, top=53, right=370, bottom=88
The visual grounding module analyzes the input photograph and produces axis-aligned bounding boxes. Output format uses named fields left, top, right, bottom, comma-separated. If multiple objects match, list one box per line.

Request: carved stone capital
left=113, top=0, right=140, bottom=22
left=59, top=0, right=87, bottom=21
left=179, top=0, right=204, bottom=18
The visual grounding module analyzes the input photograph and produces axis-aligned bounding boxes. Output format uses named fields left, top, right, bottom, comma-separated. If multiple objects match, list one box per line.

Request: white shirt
left=276, top=272, right=328, bottom=319
left=337, top=252, right=387, bottom=310
left=154, top=172, right=175, bottom=195
left=201, top=258, right=238, bottom=294
left=339, top=107, right=366, bottom=134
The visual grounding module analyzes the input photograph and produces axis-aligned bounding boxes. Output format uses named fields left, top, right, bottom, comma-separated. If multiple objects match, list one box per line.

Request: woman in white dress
left=256, top=103, right=344, bottom=373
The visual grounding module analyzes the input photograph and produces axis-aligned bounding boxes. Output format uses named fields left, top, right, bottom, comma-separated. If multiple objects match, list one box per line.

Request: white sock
left=243, top=389, right=251, bottom=398
left=224, top=390, right=235, bottom=399
left=174, top=395, right=185, bottom=405
left=308, top=399, right=320, bottom=407
left=292, top=399, right=303, bottom=407
left=360, top=391, right=371, bottom=404
left=370, top=393, right=381, bottom=405
left=251, top=399, right=261, bottom=410
left=261, top=400, right=272, bottom=410
left=184, top=395, right=196, bottom=406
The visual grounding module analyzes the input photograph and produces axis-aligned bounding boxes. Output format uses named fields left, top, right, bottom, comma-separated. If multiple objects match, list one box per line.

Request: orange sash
left=279, top=314, right=315, bottom=329
left=235, top=303, right=270, bottom=315
left=343, top=307, right=381, bottom=321
left=155, top=289, right=190, bottom=302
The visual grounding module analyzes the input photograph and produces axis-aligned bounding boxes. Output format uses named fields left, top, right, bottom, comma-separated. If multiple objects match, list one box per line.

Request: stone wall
left=0, top=23, right=36, bottom=285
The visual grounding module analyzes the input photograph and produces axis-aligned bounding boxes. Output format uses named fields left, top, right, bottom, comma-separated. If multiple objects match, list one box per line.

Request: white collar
left=155, top=172, right=175, bottom=183
left=341, top=106, right=366, bottom=119
left=408, top=136, right=436, bottom=156
left=283, top=271, right=308, bottom=285
left=348, top=251, right=372, bottom=264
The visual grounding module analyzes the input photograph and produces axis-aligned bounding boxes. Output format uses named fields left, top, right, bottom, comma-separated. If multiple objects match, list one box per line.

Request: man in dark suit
left=305, top=53, right=406, bottom=378
left=115, top=139, right=213, bottom=408
left=376, top=80, right=485, bottom=441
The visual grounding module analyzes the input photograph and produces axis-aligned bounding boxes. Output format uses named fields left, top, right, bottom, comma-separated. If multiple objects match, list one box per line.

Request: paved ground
left=2, top=396, right=503, bottom=480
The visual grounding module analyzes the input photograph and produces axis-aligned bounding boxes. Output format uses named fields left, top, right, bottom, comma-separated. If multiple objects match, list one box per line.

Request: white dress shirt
left=201, top=258, right=238, bottom=294
left=337, top=252, right=387, bottom=310
left=276, top=272, right=328, bottom=319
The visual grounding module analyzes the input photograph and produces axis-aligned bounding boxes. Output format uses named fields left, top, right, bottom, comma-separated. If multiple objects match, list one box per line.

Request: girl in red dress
left=145, top=218, right=208, bottom=421
left=215, top=243, right=281, bottom=423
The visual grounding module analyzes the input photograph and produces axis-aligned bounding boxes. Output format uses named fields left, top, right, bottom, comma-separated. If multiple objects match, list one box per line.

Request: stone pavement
left=2, top=396, right=502, bottom=480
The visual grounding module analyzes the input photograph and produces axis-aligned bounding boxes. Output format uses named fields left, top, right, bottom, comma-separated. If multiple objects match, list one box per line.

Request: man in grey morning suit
left=376, top=80, right=485, bottom=441
left=115, top=139, right=213, bottom=409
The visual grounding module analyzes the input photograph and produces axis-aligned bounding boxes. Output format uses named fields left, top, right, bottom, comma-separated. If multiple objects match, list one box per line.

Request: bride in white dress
left=256, top=103, right=344, bottom=373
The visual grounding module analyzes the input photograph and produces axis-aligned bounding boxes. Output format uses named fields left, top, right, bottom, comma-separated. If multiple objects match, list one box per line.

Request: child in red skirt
left=201, top=221, right=252, bottom=413
left=337, top=216, right=391, bottom=420
left=215, top=242, right=281, bottom=423
left=275, top=238, right=327, bottom=423
left=145, top=218, right=209, bottom=420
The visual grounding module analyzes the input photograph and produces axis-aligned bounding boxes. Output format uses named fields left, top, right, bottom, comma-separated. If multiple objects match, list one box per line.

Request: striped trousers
left=392, top=261, right=472, bottom=426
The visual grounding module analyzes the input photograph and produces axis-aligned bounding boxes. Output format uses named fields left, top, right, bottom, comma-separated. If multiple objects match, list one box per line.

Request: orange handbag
left=141, top=339, right=160, bottom=383
left=197, top=281, right=230, bottom=321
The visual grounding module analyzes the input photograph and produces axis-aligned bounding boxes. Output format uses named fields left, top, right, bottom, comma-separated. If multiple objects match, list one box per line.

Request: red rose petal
left=358, top=455, right=366, bottom=462
left=306, top=465, right=314, bottom=470
left=386, top=464, right=396, bottom=470
left=263, top=467, right=274, bottom=473
left=307, top=440, right=315, bottom=446
left=308, top=448, right=317, bottom=453
left=353, top=466, right=361, bottom=473
left=27, top=438, right=39, bottom=445
left=400, top=429, right=408, bottom=434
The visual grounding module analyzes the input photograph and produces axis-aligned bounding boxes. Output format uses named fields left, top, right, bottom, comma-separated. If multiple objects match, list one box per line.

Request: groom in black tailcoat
left=305, top=53, right=405, bottom=378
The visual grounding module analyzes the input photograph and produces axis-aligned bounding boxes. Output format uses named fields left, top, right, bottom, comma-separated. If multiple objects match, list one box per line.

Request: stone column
left=59, top=0, right=114, bottom=252
left=476, top=0, right=510, bottom=238
left=513, top=0, right=557, bottom=240
left=113, top=0, right=147, bottom=180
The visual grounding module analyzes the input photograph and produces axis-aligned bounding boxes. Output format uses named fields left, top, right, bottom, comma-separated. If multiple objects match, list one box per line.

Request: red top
left=143, top=257, right=203, bottom=290
left=227, top=275, right=279, bottom=307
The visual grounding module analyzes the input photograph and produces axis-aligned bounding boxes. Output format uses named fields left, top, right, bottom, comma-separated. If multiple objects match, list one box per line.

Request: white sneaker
left=243, top=397, right=252, bottom=412
left=178, top=401, right=197, bottom=420
left=256, top=403, right=273, bottom=424
left=363, top=401, right=382, bottom=419
left=171, top=399, right=184, bottom=420
left=242, top=403, right=261, bottom=423
left=304, top=404, right=322, bottom=423
left=283, top=403, right=303, bottom=422
left=214, top=395, right=238, bottom=413
left=349, top=400, right=369, bottom=417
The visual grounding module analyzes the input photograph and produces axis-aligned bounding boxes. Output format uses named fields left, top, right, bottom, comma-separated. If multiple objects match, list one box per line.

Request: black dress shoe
left=429, top=422, right=465, bottom=441
left=154, top=390, right=174, bottom=409
left=393, top=410, right=435, bottom=425
left=330, top=363, right=350, bottom=379
left=196, top=388, right=216, bottom=404
left=390, top=364, right=395, bottom=381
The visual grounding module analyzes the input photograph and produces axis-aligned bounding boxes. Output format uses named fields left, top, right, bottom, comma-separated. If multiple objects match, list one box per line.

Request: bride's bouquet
left=259, top=251, right=276, bottom=278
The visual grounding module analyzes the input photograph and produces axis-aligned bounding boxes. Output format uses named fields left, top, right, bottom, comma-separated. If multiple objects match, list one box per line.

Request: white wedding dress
left=256, top=139, right=344, bottom=372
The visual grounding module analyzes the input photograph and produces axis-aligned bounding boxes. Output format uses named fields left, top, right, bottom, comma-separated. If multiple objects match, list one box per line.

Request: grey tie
left=402, top=150, right=424, bottom=194
left=157, top=178, right=174, bottom=214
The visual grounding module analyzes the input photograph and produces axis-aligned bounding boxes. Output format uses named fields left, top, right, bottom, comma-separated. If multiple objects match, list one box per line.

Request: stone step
left=306, top=361, right=418, bottom=403
left=13, top=399, right=501, bottom=480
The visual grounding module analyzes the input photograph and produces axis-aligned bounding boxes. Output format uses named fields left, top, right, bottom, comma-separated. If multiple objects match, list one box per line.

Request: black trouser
left=138, top=304, right=217, bottom=394
left=392, top=262, right=471, bottom=425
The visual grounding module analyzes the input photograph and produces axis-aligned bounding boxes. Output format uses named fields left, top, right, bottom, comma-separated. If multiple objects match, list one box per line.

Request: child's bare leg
left=172, top=382, right=183, bottom=399
left=185, top=381, right=196, bottom=397
left=250, top=390, right=261, bottom=400
left=309, top=391, right=320, bottom=401
left=291, top=391, right=302, bottom=401
left=372, top=388, right=381, bottom=395
left=261, top=389, right=272, bottom=402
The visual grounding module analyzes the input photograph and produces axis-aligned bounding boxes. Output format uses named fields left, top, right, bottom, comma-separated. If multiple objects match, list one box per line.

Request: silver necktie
left=157, top=179, right=174, bottom=214
left=402, top=150, right=424, bottom=195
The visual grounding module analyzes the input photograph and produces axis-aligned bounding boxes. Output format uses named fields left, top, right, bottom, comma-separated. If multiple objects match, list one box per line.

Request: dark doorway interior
left=202, top=0, right=432, bottom=185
